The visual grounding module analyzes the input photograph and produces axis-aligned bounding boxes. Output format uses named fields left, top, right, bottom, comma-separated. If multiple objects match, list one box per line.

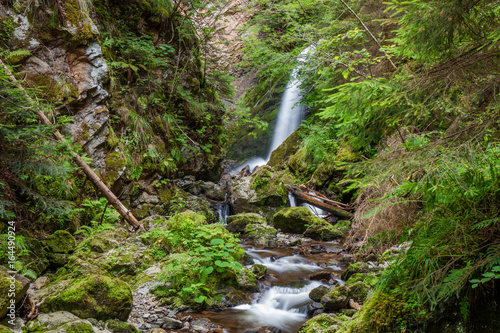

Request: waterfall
left=232, top=45, right=315, bottom=174
left=266, top=45, right=315, bottom=160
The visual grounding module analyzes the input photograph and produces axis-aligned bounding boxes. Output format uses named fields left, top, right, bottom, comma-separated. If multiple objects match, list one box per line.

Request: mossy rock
left=226, top=213, right=267, bottom=233
left=236, top=269, right=258, bottom=292
left=335, top=220, right=351, bottom=232
left=40, top=274, right=133, bottom=321
left=47, top=230, right=76, bottom=254
left=341, top=262, right=377, bottom=281
left=348, top=281, right=369, bottom=304
left=321, top=285, right=350, bottom=311
left=345, top=273, right=366, bottom=286
left=303, top=222, right=344, bottom=241
left=250, top=264, right=267, bottom=280
left=80, top=230, right=127, bottom=254
left=363, top=273, right=380, bottom=288
left=272, top=207, right=324, bottom=234
left=15, top=230, right=49, bottom=276
left=25, top=311, right=91, bottom=332
left=309, top=285, right=329, bottom=302
left=244, top=223, right=277, bottom=240
left=299, top=313, right=344, bottom=333
left=0, top=266, right=29, bottom=319
left=105, top=319, right=140, bottom=333
left=268, top=130, right=302, bottom=169
left=48, top=252, right=71, bottom=266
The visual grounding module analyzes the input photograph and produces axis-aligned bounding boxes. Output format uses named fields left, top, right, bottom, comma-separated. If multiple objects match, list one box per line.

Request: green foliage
left=74, top=198, right=117, bottom=237
left=143, top=211, right=244, bottom=306
left=0, top=64, right=76, bottom=223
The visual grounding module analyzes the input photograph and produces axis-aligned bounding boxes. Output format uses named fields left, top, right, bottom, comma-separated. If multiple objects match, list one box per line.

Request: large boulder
left=25, top=311, right=93, bottom=333
left=39, top=274, right=133, bottom=321
left=47, top=230, right=77, bottom=267
left=300, top=313, right=346, bottom=333
left=321, top=285, right=350, bottom=311
left=230, top=167, right=291, bottom=218
left=0, top=266, right=30, bottom=319
left=272, top=207, right=323, bottom=234
left=226, top=213, right=267, bottom=233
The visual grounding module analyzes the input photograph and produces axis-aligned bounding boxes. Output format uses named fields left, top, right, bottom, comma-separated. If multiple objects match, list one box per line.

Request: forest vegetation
left=0, top=0, right=499, bottom=332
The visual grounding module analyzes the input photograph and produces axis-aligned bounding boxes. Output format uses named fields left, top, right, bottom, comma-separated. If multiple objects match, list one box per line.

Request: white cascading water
left=232, top=45, right=315, bottom=174
left=266, top=45, right=315, bottom=160
left=229, top=248, right=328, bottom=332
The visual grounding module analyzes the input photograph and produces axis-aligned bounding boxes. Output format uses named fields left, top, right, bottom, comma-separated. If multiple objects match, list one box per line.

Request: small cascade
left=216, top=192, right=230, bottom=225
left=200, top=245, right=345, bottom=332
left=288, top=192, right=297, bottom=207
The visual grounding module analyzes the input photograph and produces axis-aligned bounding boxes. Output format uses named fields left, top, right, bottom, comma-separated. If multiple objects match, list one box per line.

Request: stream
left=190, top=240, right=347, bottom=332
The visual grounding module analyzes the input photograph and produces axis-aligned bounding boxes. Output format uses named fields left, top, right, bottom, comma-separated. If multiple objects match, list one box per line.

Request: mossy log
left=0, top=60, right=142, bottom=230
left=287, top=185, right=353, bottom=219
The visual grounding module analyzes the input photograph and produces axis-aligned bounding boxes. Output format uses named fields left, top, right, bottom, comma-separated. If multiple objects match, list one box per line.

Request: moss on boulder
left=348, top=281, right=369, bottom=304
left=105, top=319, right=140, bottom=333
left=321, top=285, right=350, bottom=311
left=303, top=221, right=345, bottom=241
left=226, top=213, right=267, bottom=233
left=251, top=264, right=267, bottom=280
left=0, top=325, right=11, bottom=333
left=309, top=285, right=329, bottom=302
left=272, top=207, right=324, bottom=234
left=335, top=220, right=351, bottom=232
left=47, top=230, right=76, bottom=254
left=0, top=266, right=28, bottom=319
left=40, top=274, right=133, bottom=321
left=299, top=313, right=345, bottom=333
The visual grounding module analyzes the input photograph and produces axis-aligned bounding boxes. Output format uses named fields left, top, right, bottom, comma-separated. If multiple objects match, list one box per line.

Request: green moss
left=303, top=222, right=345, bottom=241
left=64, top=0, right=97, bottom=44
left=348, top=281, right=369, bottom=303
left=105, top=151, right=127, bottom=184
left=0, top=269, right=23, bottom=318
left=28, top=75, right=64, bottom=103
left=47, top=230, right=76, bottom=253
left=64, top=322, right=94, bottom=333
left=300, top=313, right=344, bottom=333
left=345, top=273, right=366, bottom=286
left=335, top=220, right=352, bottom=231
left=105, top=319, right=140, bottom=333
left=226, top=213, right=267, bottom=233
left=273, top=206, right=325, bottom=234
left=335, top=145, right=360, bottom=163
left=41, top=274, right=133, bottom=321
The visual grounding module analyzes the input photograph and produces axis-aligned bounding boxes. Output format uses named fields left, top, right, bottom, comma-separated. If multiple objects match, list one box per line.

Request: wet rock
left=191, top=318, right=222, bottom=331
left=251, top=264, right=267, bottom=280
left=148, top=329, right=167, bottom=333
left=307, top=301, right=324, bottom=317
left=0, top=266, right=30, bottom=319
left=321, top=285, right=350, bottom=311
left=237, top=269, right=258, bottom=292
left=309, top=285, right=329, bottom=302
left=272, top=207, right=323, bottom=234
left=39, top=274, right=133, bottom=321
left=309, top=271, right=332, bottom=281
left=226, top=213, right=267, bottom=233
left=161, top=317, right=182, bottom=329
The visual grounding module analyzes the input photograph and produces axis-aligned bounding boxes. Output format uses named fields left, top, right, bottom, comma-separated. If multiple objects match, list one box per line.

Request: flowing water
left=232, top=45, right=315, bottom=174
left=195, top=241, right=346, bottom=332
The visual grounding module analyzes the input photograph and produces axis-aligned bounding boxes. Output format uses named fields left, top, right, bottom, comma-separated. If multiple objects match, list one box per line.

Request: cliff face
left=0, top=0, right=231, bottom=185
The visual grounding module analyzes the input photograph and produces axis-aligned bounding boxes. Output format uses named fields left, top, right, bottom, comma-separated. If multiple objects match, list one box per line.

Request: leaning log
left=287, top=186, right=353, bottom=219
left=1, top=60, right=142, bottom=231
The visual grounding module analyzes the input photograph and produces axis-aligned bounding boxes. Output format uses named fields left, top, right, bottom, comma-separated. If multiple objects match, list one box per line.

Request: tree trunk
left=1, top=60, right=142, bottom=230
left=287, top=186, right=353, bottom=219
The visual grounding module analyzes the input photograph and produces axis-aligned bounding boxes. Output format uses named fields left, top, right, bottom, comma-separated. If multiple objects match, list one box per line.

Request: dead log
left=0, top=60, right=142, bottom=231
left=287, top=186, right=353, bottom=219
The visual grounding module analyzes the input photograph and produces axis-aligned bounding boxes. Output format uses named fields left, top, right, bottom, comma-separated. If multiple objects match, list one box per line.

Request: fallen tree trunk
left=287, top=186, right=353, bottom=219
left=1, top=60, right=142, bottom=230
